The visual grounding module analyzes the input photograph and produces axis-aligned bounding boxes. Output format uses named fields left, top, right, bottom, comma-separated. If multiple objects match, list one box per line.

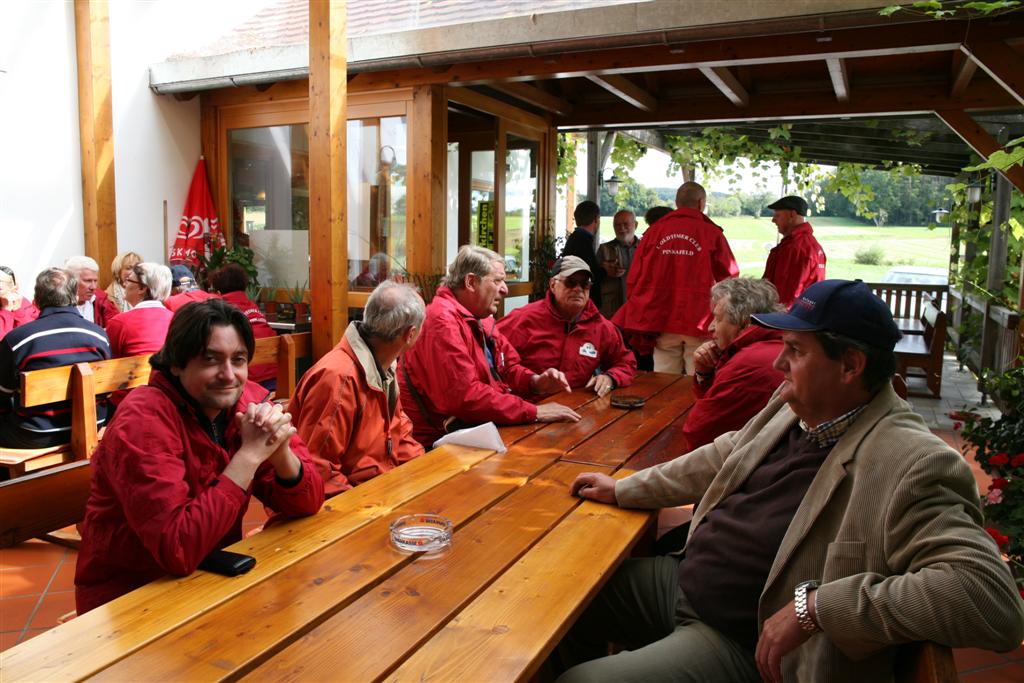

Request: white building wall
left=0, top=1, right=85, bottom=284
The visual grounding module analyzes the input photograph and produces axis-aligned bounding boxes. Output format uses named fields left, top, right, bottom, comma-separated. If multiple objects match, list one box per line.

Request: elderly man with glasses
left=498, top=256, right=635, bottom=398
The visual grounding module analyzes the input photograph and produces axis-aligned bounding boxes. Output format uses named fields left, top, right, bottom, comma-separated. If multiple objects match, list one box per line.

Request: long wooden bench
left=894, top=303, right=947, bottom=398
left=0, top=332, right=311, bottom=479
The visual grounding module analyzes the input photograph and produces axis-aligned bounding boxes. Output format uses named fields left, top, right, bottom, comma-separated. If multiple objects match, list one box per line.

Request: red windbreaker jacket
left=615, top=207, right=740, bottom=337
left=75, top=372, right=324, bottom=614
left=398, top=286, right=537, bottom=447
left=682, top=325, right=784, bottom=451
left=762, top=222, right=826, bottom=305
left=496, top=293, right=636, bottom=390
left=0, top=297, right=38, bottom=340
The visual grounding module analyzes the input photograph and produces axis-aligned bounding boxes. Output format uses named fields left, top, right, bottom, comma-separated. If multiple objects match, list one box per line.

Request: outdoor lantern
left=932, top=207, right=949, bottom=223
left=966, top=181, right=983, bottom=204
left=604, top=174, right=622, bottom=196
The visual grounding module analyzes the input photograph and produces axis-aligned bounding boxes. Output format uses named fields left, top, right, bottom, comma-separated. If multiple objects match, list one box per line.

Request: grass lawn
left=598, top=214, right=951, bottom=283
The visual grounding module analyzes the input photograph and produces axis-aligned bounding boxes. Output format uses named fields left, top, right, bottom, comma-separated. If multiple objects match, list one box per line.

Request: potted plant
left=953, top=359, right=1024, bottom=599
left=197, top=245, right=258, bottom=291
left=286, top=280, right=308, bottom=322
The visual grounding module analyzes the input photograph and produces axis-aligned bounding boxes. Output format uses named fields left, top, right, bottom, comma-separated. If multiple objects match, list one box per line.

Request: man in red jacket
left=64, top=255, right=120, bottom=327
left=497, top=256, right=635, bottom=397
left=614, top=182, right=740, bottom=375
left=399, top=245, right=580, bottom=448
left=290, top=281, right=425, bottom=497
left=684, top=278, right=785, bottom=450
left=762, top=196, right=826, bottom=305
left=75, top=299, right=324, bottom=614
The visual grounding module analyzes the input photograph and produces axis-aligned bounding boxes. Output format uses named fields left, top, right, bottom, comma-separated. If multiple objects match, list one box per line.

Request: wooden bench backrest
left=921, top=304, right=947, bottom=351
left=0, top=460, right=92, bottom=549
left=16, top=332, right=312, bottom=462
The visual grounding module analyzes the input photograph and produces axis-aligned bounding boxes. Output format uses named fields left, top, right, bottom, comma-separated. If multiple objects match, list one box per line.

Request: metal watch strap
left=795, top=580, right=821, bottom=634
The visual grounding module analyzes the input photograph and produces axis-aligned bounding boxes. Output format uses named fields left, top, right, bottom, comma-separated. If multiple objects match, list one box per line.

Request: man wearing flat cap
left=497, top=256, right=636, bottom=398
left=763, top=196, right=826, bottom=305
left=562, top=279, right=1023, bottom=683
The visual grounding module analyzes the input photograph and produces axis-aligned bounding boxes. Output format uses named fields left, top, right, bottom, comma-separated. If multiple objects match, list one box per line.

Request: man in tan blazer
left=561, top=280, right=1023, bottom=683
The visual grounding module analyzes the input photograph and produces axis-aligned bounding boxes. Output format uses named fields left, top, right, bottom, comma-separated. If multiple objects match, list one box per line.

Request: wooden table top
left=1, top=372, right=695, bottom=683
left=893, top=317, right=926, bottom=335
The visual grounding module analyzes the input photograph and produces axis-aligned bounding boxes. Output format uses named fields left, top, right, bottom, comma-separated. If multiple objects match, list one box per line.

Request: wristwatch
left=794, top=580, right=821, bottom=634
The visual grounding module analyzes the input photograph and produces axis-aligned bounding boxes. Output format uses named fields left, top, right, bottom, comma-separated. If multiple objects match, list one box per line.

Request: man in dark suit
left=561, top=200, right=605, bottom=309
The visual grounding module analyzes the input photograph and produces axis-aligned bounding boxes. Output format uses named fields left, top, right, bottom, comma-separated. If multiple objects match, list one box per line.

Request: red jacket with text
left=762, top=222, right=826, bottom=305
left=615, top=207, right=739, bottom=338
left=496, top=293, right=636, bottom=391
left=221, top=290, right=277, bottom=385
left=398, top=286, right=537, bottom=448
left=75, top=372, right=324, bottom=614
left=0, top=297, right=39, bottom=340
left=289, top=322, right=424, bottom=497
left=682, top=325, right=784, bottom=451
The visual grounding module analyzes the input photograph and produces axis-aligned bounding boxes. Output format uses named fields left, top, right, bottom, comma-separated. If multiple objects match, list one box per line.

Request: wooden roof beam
left=826, top=58, right=850, bottom=103
left=936, top=109, right=1024, bottom=193
left=962, top=40, right=1024, bottom=107
left=559, top=81, right=1015, bottom=128
left=487, top=81, right=573, bottom=116
left=699, top=66, right=748, bottom=108
left=950, top=52, right=977, bottom=98
left=585, top=74, right=656, bottom=112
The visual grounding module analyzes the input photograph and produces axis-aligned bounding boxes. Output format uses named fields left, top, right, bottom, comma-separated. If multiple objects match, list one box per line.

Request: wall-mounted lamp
left=380, top=145, right=396, bottom=167
left=966, top=181, right=983, bottom=204
left=602, top=173, right=622, bottom=196
left=932, top=207, right=950, bottom=223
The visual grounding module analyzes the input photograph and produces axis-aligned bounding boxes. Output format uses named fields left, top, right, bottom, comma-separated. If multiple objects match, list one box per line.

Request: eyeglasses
left=559, top=277, right=592, bottom=290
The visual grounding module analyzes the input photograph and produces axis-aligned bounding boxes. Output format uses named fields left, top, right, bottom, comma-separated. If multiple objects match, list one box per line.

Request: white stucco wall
left=0, top=0, right=85, bottom=285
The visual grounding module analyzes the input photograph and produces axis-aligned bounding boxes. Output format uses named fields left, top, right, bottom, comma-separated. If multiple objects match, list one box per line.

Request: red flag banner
left=170, top=158, right=225, bottom=268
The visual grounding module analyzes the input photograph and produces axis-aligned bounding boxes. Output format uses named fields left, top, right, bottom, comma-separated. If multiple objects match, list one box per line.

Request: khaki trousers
left=653, top=333, right=705, bottom=375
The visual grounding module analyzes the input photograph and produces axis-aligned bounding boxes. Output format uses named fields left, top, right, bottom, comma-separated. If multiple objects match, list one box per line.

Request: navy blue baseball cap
left=751, top=279, right=901, bottom=350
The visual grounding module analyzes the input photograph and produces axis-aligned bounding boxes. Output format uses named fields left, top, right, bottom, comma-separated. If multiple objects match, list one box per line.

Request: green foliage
left=965, top=136, right=1024, bottom=174
left=881, top=0, right=1021, bottom=18
left=956, top=360, right=1024, bottom=569
left=529, top=227, right=561, bottom=301
left=737, top=190, right=774, bottom=217
left=820, top=168, right=948, bottom=225
left=854, top=245, right=886, bottom=265
left=198, top=245, right=258, bottom=290
left=707, top=194, right=741, bottom=217
left=556, top=133, right=578, bottom=192
left=609, top=136, right=647, bottom=180
left=600, top=177, right=660, bottom=218
left=286, top=280, right=308, bottom=305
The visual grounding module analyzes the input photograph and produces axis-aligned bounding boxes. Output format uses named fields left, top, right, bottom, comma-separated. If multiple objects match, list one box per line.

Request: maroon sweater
left=679, top=426, right=831, bottom=650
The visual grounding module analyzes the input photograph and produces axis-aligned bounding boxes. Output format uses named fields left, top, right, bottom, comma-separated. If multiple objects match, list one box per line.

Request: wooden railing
left=866, top=282, right=949, bottom=319
left=948, top=284, right=1021, bottom=399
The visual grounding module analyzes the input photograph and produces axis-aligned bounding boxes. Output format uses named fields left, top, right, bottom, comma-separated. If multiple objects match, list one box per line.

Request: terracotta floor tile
left=27, top=590, right=76, bottom=630
left=0, top=595, right=39, bottom=633
left=0, top=567, right=54, bottom=598
left=958, top=662, right=1024, bottom=682
left=0, top=630, right=24, bottom=651
left=50, top=555, right=77, bottom=592
left=0, top=541, right=68, bottom=570
left=956, top=647, right=1013, bottom=673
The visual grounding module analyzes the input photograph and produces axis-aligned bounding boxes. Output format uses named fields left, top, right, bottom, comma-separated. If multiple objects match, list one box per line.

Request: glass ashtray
left=390, top=514, right=453, bottom=554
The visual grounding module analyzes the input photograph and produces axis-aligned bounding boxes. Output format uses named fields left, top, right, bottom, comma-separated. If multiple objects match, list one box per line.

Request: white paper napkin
left=432, top=422, right=507, bottom=453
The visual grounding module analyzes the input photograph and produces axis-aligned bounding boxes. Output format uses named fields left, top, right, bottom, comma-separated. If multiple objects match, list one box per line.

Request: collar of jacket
left=721, top=325, right=783, bottom=363
left=781, top=222, right=814, bottom=241
left=343, top=320, right=393, bottom=393
left=434, top=286, right=497, bottom=338
left=148, top=368, right=261, bottom=447
left=38, top=305, right=82, bottom=319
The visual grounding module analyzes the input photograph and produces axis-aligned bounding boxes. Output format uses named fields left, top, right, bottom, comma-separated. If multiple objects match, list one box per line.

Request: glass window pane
left=228, top=124, right=309, bottom=290
left=348, top=116, right=408, bottom=289
left=470, top=150, right=495, bottom=250
left=505, top=134, right=538, bottom=282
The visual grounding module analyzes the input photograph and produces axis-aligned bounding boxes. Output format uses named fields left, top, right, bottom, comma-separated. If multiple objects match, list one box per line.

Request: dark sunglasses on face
left=560, top=277, right=592, bottom=290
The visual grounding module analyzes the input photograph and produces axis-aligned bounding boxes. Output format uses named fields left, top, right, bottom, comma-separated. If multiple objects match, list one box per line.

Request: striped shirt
left=0, top=306, right=111, bottom=438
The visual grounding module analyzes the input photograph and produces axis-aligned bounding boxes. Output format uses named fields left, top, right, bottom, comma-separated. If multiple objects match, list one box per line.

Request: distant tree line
left=587, top=170, right=950, bottom=226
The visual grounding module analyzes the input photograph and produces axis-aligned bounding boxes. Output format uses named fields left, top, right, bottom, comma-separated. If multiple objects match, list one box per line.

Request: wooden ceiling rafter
left=487, top=81, right=573, bottom=116
left=826, top=57, right=850, bottom=103
left=699, top=66, right=749, bottom=108
left=585, top=74, right=656, bottom=112
left=936, top=109, right=1024, bottom=192
left=962, top=40, right=1024, bottom=107
left=950, top=52, right=977, bottom=98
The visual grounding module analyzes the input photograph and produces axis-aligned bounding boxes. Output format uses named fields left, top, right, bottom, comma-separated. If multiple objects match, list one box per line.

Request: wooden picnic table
left=0, top=371, right=695, bottom=683
left=893, top=317, right=925, bottom=335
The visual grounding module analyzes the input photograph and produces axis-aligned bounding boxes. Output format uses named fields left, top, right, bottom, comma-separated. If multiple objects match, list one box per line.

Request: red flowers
left=986, top=527, right=1010, bottom=548
left=991, top=478, right=1010, bottom=490
left=1012, top=454, right=1024, bottom=468
left=953, top=421, right=962, bottom=430
left=989, top=453, right=1010, bottom=467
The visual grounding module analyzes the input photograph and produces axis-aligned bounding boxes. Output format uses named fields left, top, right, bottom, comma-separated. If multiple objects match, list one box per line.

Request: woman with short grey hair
left=105, top=263, right=174, bottom=365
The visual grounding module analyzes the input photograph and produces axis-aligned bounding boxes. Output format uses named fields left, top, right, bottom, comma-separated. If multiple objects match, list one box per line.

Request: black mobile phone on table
left=198, top=549, right=256, bottom=576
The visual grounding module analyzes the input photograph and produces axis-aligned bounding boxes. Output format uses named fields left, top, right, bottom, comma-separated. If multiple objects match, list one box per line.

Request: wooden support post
left=586, top=131, right=599, bottom=205
left=308, top=0, right=348, bottom=360
left=74, top=0, right=118, bottom=288
left=409, top=85, right=447, bottom=277
left=70, top=363, right=98, bottom=461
